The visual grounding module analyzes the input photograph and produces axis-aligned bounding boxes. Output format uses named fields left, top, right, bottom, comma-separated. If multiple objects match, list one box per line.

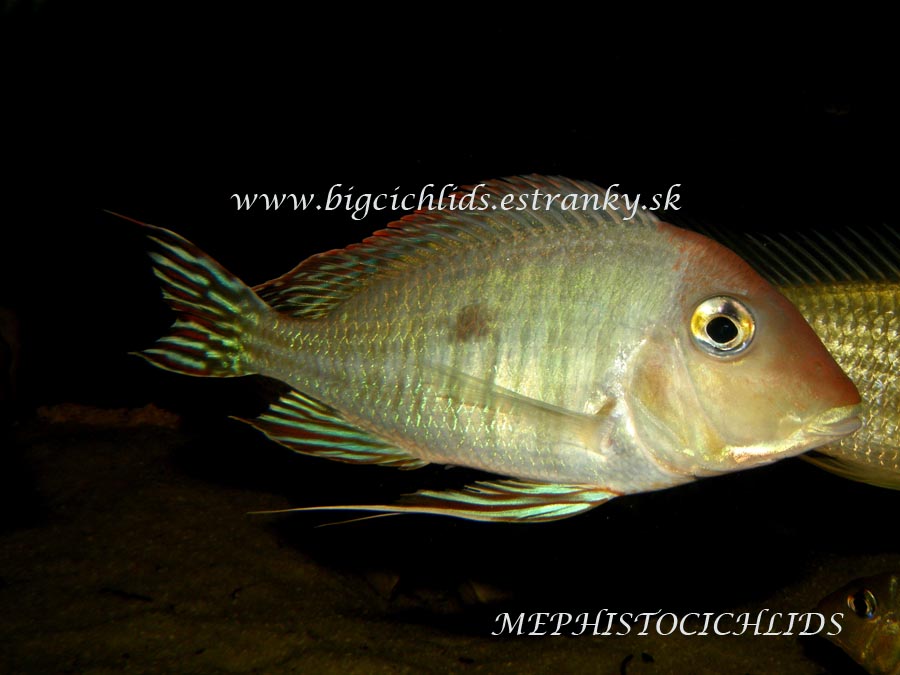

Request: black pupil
left=850, top=590, right=876, bottom=619
left=706, top=316, right=739, bottom=345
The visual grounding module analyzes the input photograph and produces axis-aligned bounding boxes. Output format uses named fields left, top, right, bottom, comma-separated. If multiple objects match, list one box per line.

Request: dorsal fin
left=254, top=175, right=659, bottom=317
left=668, top=215, right=900, bottom=286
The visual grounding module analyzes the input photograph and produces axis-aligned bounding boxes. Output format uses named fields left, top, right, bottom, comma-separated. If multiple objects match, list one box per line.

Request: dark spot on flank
left=454, top=304, right=495, bottom=342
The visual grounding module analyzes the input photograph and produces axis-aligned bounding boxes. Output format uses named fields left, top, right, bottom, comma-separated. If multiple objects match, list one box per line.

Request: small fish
left=817, top=573, right=900, bottom=675
left=684, top=222, right=900, bottom=489
left=129, top=175, right=861, bottom=522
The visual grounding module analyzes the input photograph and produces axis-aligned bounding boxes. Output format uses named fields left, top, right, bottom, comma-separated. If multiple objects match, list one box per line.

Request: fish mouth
left=726, top=403, right=863, bottom=465
left=802, top=403, right=864, bottom=438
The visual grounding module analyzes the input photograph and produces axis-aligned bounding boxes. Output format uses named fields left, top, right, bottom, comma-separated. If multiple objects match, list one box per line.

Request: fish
left=128, top=175, right=861, bottom=522
left=817, top=573, right=900, bottom=675
left=679, top=221, right=900, bottom=489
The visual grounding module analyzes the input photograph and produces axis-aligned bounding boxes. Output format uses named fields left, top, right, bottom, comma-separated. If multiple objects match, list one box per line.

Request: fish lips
left=726, top=403, right=863, bottom=465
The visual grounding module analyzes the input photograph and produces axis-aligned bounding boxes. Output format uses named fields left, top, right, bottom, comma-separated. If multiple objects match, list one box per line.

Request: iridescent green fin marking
left=130, top=218, right=269, bottom=378
left=804, top=450, right=900, bottom=490
left=235, top=389, right=428, bottom=469
left=259, top=478, right=618, bottom=523
left=253, top=176, right=659, bottom=317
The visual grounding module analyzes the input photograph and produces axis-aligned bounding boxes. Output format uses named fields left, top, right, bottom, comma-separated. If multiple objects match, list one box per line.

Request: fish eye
left=690, top=296, right=755, bottom=357
left=847, top=588, right=878, bottom=620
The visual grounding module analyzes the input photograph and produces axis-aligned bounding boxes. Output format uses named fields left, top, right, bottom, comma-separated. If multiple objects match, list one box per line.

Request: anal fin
left=234, top=389, right=428, bottom=469
left=257, top=478, right=618, bottom=523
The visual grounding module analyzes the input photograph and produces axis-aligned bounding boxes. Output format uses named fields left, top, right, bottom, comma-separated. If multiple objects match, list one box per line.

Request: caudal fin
left=131, top=217, right=268, bottom=378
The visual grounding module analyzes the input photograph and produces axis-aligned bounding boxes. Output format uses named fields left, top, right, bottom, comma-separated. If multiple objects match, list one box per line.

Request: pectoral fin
left=256, top=478, right=619, bottom=523
left=426, top=364, right=617, bottom=449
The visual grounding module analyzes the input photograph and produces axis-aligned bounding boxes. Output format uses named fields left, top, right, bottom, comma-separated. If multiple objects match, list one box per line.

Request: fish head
left=816, top=573, right=900, bottom=675
left=626, top=225, right=861, bottom=478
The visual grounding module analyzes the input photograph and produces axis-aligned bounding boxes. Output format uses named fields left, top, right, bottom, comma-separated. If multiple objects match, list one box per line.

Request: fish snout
left=787, top=342, right=862, bottom=446
left=804, top=403, right=863, bottom=441
left=726, top=403, right=863, bottom=466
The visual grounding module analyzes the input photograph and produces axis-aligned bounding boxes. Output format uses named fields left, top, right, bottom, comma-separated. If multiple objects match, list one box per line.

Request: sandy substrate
left=1, top=405, right=895, bottom=674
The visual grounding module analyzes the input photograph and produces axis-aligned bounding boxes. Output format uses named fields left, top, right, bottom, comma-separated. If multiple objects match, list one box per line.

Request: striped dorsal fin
left=667, top=214, right=900, bottom=286
left=253, top=175, right=658, bottom=318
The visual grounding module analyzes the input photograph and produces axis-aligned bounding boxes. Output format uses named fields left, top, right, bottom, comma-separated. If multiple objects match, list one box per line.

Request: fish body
left=133, top=176, right=861, bottom=521
left=781, top=281, right=900, bottom=488
left=683, top=222, right=900, bottom=488
left=818, top=573, right=900, bottom=675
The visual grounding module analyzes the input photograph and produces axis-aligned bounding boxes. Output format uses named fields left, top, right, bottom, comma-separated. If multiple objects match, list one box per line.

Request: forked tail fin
left=122, top=213, right=268, bottom=378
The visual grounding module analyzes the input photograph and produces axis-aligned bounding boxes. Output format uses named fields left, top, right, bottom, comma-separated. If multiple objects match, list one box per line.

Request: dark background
left=4, top=6, right=897, bottom=413
left=2, top=2, right=898, bottom=633
left=3, top=5, right=896, bottom=413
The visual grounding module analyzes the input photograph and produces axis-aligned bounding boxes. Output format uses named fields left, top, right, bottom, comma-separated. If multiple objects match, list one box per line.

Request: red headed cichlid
left=131, top=175, right=861, bottom=522
left=682, top=221, right=900, bottom=490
